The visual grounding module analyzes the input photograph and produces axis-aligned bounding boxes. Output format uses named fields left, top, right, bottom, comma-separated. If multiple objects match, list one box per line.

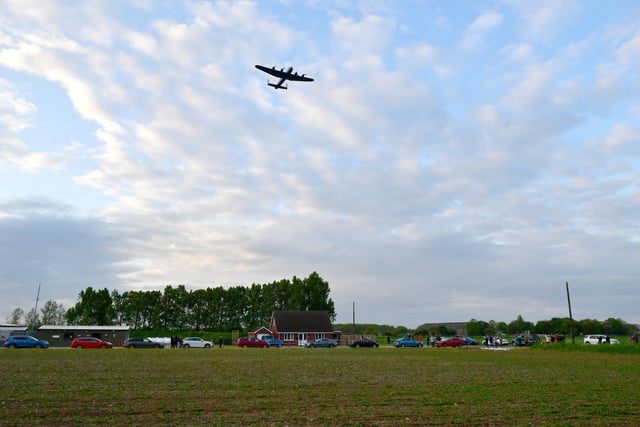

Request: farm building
left=38, top=325, right=130, bottom=347
left=0, top=323, right=28, bottom=344
left=269, top=310, right=338, bottom=347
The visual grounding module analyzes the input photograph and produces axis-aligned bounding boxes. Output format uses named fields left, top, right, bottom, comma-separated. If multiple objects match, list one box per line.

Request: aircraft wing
left=255, top=64, right=283, bottom=78
left=255, top=64, right=314, bottom=82
left=286, top=74, right=314, bottom=82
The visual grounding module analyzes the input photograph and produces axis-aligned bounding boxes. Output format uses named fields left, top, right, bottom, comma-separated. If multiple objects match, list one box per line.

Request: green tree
left=40, top=300, right=66, bottom=325
left=495, top=321, right=508, bottom=334
left=507, top=315, right=534, bottom=334
left=66, top=287, right=115, bottom=325
left=603, top=318, right=631, bottom=335
left=189, top=288, right=209, bottom=331
left=466, top=319, right=489, bottom=336
left=6, top=307, right=24, bottom=324
left=533, top=319, right=554, bottom=334
left=289, top=276, right=305, bottom=310
left=25, top=308, right=41, bottom=330
left=156, top=285, right=190, bottom=330
left=224, top=286, right=248, bottom=330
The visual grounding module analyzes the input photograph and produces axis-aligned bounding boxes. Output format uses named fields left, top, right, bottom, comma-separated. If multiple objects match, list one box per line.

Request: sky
left=1, top=0, right=639, bottom=328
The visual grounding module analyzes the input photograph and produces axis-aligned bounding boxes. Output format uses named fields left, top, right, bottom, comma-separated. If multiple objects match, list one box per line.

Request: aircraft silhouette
left=255, top=64, right=314, bottom=90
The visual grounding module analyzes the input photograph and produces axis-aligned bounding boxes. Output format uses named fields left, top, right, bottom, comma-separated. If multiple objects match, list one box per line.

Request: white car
left=583, top=335, right=619, bottom=345
left=182, top=337, right=212, bottom=348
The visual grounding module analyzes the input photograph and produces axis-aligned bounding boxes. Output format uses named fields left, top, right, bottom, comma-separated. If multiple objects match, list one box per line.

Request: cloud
left=504, top=0, right=581, bottom=42
left=0, top=79, right=36, bottom=133
left=0, top=198, right=131, bottom=314
left=1, top=1, right=639, bottom=327
left=460, top=10, right=503, bottom=50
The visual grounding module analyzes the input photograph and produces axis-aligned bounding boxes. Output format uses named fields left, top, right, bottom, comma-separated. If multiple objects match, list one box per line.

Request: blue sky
left=1, top=0, right=639, bottom=327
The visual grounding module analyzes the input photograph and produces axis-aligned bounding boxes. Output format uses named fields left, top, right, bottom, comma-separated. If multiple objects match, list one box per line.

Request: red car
left=437, top=338, right=465, bottom=348
left=237, top=337, right=270, bottom=348
left=71, top=336, right=113, bottom=349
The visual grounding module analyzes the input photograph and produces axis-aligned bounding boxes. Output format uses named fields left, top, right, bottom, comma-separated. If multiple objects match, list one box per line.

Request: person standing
left=218, top=336, right=223, bottom=348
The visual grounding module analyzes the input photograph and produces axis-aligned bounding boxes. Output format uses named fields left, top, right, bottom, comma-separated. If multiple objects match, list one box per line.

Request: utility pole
left=566, top=281, right=575, bottom=344
left=352, top=301, right=355, bottom=334
left=34, top=283, right=41, bottom=315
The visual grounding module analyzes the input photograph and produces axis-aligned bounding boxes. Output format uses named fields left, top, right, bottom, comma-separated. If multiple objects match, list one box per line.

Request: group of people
left=170, top=336, right=183, bottom=348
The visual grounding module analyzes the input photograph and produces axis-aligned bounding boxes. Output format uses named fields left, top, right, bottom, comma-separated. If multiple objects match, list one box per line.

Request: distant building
left=0, top=323, right=28, bottom=344
left=38, top=325, right=130, bottom=347
left=249, top=326, right=274, bottom=340
left=269, top=310, right=337, bottom=347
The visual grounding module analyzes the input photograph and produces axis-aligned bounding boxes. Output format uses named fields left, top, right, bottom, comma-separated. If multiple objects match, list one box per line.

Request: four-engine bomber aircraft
left=255, top=64, right=314, bottom=90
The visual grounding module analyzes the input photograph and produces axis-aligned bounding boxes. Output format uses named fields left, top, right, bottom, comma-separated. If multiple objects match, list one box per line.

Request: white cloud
left=330, top=14, right=396, bottom=56
left=461, top=10, right=503, bottom=50
left=504, top=0, right=581, bottom=42
left=501, top=43, right=534, bottom=62
left=0, top=79, right=36, bottom=133
left=0, top=1, right=639, bottom=327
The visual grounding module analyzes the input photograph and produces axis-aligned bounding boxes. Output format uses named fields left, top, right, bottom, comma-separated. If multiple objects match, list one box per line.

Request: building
left=249, top=326, right=274, bottom=340
left=269, top=310, right=337, bottom=346
left=38, top=325, right=130, bottom=347
left=0, top=323, right=28, bottom=344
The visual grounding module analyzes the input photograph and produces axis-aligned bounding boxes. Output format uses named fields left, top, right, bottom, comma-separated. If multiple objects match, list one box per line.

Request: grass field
left=2, top=345, right=639, bottom=426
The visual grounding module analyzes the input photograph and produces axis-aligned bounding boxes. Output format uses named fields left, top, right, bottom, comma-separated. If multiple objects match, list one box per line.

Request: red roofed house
left=269, top=310, right=337, bottom=347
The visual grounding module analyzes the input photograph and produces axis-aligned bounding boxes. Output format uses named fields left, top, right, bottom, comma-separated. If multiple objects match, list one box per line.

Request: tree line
left=7, top=272, right=336, bottom=331
left=335, top=315, right=637, bottom=338
left=463, top=315, right=636, bottom=337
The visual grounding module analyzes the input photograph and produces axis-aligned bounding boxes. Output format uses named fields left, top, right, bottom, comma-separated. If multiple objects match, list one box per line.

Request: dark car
left=237, top=337, right=269, bottom=348
left=512, top=334, right=541, bottom=346
left=71, top=336, right=113, bottom=349
left=124, top=338, right=164, bottom=348
left=3, top=335, right=49, bottom=349
left=350, top=338, right=379, bottom=348
left=305, top=338, right=337, bottom=348
left=463, top=337, right=478, bottom=345
left=437, top=338, right=465, bottom=348
left=393, top=338, right=424, bottom=348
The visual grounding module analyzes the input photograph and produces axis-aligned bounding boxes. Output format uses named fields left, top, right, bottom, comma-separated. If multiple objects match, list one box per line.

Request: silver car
left=182, top=337, right=213, bottom=348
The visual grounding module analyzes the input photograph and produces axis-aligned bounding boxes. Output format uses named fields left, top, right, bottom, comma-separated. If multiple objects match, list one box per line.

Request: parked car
left=305, top=338, right=337, bottom=348
left=182, top=337, right=212, bottom=348
left=124, top=338, right=165, bottom=348
left=263, top=337, right=284, bottom=347
left=71, top=336, right=113, bottom=349
left=437, top=338, right=465, bottom=347
left=463, top=337, right=478, bottom=345
left=584, top=335, right=619, bottom=345
left=512, top=334, right=540, bottom=346
left=498, top=337, right=510, bottom=346
left=3, top=335, right=49, bottom=349
left=237, top=337, right=270, bottom=348
left=484, top=336, right=509, bottom=346
left=393, top=338, right=424, bottom=348
left=350, top=338, right=379, bottom=348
